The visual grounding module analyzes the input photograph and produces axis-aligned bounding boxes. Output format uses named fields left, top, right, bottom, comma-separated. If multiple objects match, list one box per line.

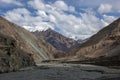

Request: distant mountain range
left=0, top=16, right=120, bottom=73
left=33, top=28, right=77, bottom=51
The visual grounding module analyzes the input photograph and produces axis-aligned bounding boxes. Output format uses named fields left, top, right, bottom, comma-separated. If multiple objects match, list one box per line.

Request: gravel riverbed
left=0, top=63, right=120, bottom=80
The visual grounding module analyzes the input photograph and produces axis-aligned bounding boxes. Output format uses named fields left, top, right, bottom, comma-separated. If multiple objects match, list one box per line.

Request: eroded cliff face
left=67, top=18, right=120, bottom=62
left=0, top=16, right=56, bottom=63
left=0, top=33, right=35, bottom=73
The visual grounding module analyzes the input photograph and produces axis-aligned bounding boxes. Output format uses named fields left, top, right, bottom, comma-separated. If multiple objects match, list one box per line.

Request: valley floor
left=0, top=63, right=120, bottom=80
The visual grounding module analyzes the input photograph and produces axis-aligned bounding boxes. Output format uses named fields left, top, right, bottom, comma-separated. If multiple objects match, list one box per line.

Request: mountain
left=77, top=38, right=89, bottom=44
left=66, top=18, right=120, bottom=66
left=0, top=16, right=56, bottom=63
left=33, top=28, right=77, bottom=51
left=0, top=32, right=35, bottom=73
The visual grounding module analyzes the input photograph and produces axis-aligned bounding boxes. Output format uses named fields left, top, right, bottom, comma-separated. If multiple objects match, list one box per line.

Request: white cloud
left=101, top=15, right=117, bottom=26
left=103, top=15, right=117, bottom=23
left=54, top=1, right=68, bottom=11
left=98, top=4, right=112, bottom=14
left=48, top=14, right=56, bottom=23
left=68, top=6, right=75, bottom=12
left=37, top=10, right=47, bottom=18
left=4, top=8, right=31, bottom=22
left=53, top=0, right=76, bottom=12
left=65, top=0, right=120, bottom=14
left=3, top=0, right=118, bottom=40
left=28, top=0, right=45, bottom=10
left=4, top=8, right=54, bottom=31
left=0, top=0, right=23, bottom=6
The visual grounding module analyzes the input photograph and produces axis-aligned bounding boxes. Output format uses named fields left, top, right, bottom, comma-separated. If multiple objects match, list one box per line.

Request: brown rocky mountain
left=0, top=16, right=56, bottom=63
left=33, top=28, right=77, bottom=51
left=0, top=32, right=35, bottom=73
left=66, top=18, right=120, bottom=66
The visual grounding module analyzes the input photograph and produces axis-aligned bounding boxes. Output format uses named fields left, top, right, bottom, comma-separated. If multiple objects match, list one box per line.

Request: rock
left=0, top=33, right=35, bottom=73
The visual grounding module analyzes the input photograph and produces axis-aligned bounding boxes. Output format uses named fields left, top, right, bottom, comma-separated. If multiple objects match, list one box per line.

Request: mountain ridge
left=33, top=28, right=77, bottom=51
left=65, top=18, right=120, bottom=64
left=0, top=16, right=56, bottom=63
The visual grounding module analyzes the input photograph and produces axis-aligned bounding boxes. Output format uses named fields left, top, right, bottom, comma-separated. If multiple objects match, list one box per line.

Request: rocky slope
left=0, top=32, right=34, bottom=73
left=67, top=18, right=120, bottom=65
left=0, top=16, right=56, bottom=63
left=33, top=28, right=77, bottom=51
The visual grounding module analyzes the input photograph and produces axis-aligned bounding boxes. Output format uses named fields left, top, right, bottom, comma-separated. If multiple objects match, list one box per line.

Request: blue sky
left=0, top=0, right=120, bottom=40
